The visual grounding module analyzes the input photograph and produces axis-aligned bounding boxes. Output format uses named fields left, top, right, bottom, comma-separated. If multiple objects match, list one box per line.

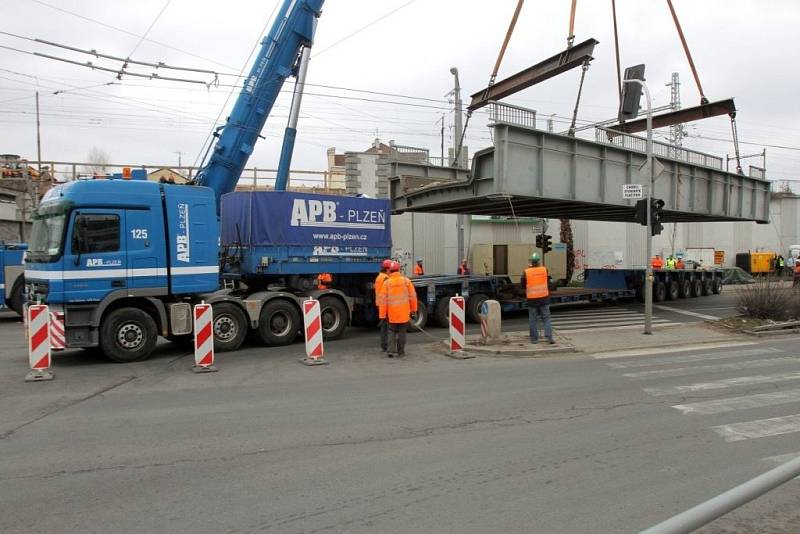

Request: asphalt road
left=5, top=290, right=799, bottom=533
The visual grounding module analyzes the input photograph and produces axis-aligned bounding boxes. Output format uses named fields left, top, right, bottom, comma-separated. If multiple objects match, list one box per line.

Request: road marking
left=552, top=310, right=643, bottom=318
left=558, top=322, right=681, bottom=333
left=712, top=413, right=800, bottom=442
left=552, top=316, right=669, bottom=326
left=653, top=304, right=720, bottom=320
left=607, top=347, right=782, bottom=368
left=644, top=371, right=800, bottom=396
left=593, top=341, right=757, bottom=360
left=623, top=357, right=799, bottom=379
left=674, top=388, right=800, bottom=415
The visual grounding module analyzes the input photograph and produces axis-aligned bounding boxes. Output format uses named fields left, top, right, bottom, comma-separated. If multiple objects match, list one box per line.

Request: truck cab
left=26, top=178, right=220, bottom=361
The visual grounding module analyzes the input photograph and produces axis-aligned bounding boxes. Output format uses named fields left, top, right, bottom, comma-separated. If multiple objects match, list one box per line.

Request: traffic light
left=542, top=234, right=552, bottom=254
left=619, top=64, right=646, bottom=122
left=535, top=234, right=543, bottom=248
left=634, top=197, right=665, bottom=235
left=651, top=198, right=665, bottom=236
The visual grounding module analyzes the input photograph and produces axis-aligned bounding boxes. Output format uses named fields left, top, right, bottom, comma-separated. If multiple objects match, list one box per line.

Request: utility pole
left=173, top=151, right=184, bottom=171
left=624, top=78, right=654, bottom=335
left=449, top=67, right=465, bottom=266
left=666, top=73, right=684, bottom=256
left=35, top=91, right=42, bottom=175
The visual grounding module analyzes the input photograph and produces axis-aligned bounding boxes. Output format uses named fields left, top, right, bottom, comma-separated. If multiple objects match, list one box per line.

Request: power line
left=687, top=133, right=800, bottom=152
left=124, top=0, right=173, bottom=60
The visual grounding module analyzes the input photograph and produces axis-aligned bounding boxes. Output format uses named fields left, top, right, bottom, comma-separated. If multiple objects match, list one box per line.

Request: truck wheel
left=667, top=281, right=679, bottom=300
left=653, top=282, right=667, bottom=302
left=257, top=300, right=299, bottom=346
left=409, top=299, right=428, bottom=332
left=678, top=279, right=691, bottom=299
left=467, top=293, right=488, bottom=324
left=212, top=302, right=248, bottom=352
left=8, top=277, right=24, bottom=316
left=433, top=298, right=450, bottom=328
left=691, top=279, right=703, bottom=298
left=100, top=307, right=157, bottom=363
left=702, top=279, right=713, bottom=296
left=319, top=296, right=348, bottom=340
left=712, top=278, right=722, bottom=294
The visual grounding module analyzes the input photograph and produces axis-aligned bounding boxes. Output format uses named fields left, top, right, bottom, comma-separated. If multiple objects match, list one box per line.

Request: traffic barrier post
left=449, top=295, right=466, bottom=354
left=301, top=298, right=328, bottom=366
left=192, top=302, right=218, bottom=373
left=25, top=304, right=54, bottom=382
left=50, top=312, right=66, bottom=351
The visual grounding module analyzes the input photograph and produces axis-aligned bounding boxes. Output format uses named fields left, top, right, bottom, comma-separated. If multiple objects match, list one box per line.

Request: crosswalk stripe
left=712, top=413, right=800, bottom=442
left=606, top=347, right=782, bottom=368
left=763, top=452, right=800, bottom=465
left=552, top=310, right=643, bottom=318
left=673, top=388, right=800, bottom=415
left=552, top=316, right=667, bottom=326
left=644, top=371, right=800, bottom=396
left=653, top=304, right=720, bottom=320
left=623, top=357, right=799, bottom=380
left=592, top=341, right=757, bottom=360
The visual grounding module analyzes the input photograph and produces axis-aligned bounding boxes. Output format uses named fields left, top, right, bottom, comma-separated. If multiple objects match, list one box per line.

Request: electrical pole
left=35, top=91, right=42, bottom=174
left=666, top=73, right=684, bottom=256
left=450, top=67, right=465, bottom=267
left=173, top=151, right=184, bottom=170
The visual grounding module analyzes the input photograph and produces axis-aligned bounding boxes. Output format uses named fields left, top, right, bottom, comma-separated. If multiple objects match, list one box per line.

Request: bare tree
left=559, top=218, right=574, bottom=284
left=83, top=147, right=111, bottom=176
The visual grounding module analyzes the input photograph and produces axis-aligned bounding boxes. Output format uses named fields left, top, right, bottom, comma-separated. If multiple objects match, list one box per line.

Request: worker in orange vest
left=375, top=259, right=392, bottom=352
left=317, top=272, right=332, bottom=289
left=521, top=253, right=554, bottom=344
left=413, top=257, right=425, bottom=276
left=675, top=257, right=685, bottom=270
left=379, top=261, right=418, bottom=357
left=794, top=262, right=800, bottom=287
left=651, top=255, right=664, bottom=270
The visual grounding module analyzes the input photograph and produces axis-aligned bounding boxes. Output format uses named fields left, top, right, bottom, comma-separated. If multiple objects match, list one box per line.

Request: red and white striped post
left=449, top=295, right=466, bottom=354
left=25, top=304, right=54, bottom=382
left=192, top=302, right=218, bottom=373
left=301, top=298, right=328, bottom=366
left=50, top=312, right=66, bottom=351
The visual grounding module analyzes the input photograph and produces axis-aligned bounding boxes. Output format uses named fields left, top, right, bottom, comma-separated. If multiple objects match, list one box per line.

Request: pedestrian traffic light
left=542, top=234, right=552, bottom=254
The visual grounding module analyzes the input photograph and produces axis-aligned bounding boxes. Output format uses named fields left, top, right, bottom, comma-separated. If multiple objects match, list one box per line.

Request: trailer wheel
left=678, top=279, right=691, bottom=299
left=467, top=293, right=488, bottom=324
left=433, top=298, right=450, bottom=328
left=712, top=278, right=722, bottom=294
left=212, top=302, right=248, bottom=352
left=702, top=279, right=713, bottom=296
left=8, top=277, right=24, bottom=316
left=100, top=307, right=158, bottom=363
left=319, top=296, right=348, bottom=340
left=666, top=280, right=679, bottom=301
left=409, top=299, right=428, bottom=332
left=691, top=278, right=703, bottom=298
left=257, top=300, right=300, bottom=346
left=653, top=281, right=667, bottom=302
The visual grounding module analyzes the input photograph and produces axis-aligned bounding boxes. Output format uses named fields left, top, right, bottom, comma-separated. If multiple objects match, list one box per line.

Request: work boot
left=548, top=338, right=556, bottom=345
left=530, top=339, right=538, bottom=344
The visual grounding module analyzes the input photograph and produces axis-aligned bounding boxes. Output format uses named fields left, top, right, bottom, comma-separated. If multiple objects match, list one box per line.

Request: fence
left=487, top=101, right=537, bottom=129
left=594, top=127, right=724, bottom=170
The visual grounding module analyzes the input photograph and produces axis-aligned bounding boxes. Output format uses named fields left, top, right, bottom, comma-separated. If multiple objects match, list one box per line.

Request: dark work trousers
left=379, top=319, right=388, bottom=351
left=388, top=322, right=408, bottom=355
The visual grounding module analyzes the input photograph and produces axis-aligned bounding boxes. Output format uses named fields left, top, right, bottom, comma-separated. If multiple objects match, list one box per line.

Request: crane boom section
left=196, top=0, right=324, bottom=205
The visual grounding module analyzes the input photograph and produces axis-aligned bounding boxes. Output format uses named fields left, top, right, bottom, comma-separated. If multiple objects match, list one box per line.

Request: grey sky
left=1, top=0, right=798, bottom=186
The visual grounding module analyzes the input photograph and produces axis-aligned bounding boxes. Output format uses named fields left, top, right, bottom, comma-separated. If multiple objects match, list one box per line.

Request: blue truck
left=0, top=242, right=26, bottom=315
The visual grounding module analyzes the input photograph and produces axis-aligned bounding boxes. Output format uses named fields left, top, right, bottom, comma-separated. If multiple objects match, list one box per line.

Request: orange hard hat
left=389, top=261, right=401, bottom=272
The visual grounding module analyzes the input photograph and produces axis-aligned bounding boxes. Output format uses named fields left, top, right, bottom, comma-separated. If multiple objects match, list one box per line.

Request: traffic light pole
left=624, top=78, right=654, bottom=335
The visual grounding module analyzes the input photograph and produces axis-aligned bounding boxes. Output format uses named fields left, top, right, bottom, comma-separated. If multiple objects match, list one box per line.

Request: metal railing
left=749, top=165, right=766, bottom=179
left=641, top=455, right=800, bottom=533
left=594, top=127, right=724, bottom=170
left=487, top=101, right=537, bottom=129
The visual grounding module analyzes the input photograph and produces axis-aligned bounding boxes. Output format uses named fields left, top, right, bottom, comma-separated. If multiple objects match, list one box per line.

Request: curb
left=438, top=338, right=578, bottom=358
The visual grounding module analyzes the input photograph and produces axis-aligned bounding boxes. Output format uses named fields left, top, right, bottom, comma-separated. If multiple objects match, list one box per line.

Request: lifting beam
left=605, top=98, right=736, bottom=135
left=468, top=38, right=598, bottom=112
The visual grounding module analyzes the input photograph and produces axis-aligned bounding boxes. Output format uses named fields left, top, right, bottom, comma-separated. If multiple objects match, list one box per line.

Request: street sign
left=623, top=184, right=644, bottom=199
left=638, top=157, right=665, bottom=179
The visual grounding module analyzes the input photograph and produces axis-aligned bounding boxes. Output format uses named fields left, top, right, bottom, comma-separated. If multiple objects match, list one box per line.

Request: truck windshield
left=28, top=209, right=67, bottom=262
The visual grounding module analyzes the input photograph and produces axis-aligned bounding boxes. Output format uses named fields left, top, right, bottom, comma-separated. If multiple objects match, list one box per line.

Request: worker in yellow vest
left=375, top=259, right=392, bottom=352
left=521, top=253, right=554, bottom=345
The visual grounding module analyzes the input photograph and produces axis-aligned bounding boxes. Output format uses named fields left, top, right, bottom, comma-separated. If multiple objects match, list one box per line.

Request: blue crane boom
left=195, top=0, right=324, bottom=207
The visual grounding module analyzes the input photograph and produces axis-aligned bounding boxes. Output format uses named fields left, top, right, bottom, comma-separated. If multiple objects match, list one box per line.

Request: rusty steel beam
left=606, top=98, right=737, bottom=134
left=468, top=38, right=599, bottom=112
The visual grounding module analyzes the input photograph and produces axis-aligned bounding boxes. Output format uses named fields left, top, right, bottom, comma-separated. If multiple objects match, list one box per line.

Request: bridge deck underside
left=389, top=124, right=771, bottom=224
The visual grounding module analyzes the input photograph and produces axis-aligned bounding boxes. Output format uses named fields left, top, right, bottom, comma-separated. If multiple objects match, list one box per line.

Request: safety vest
left=795, top=263, right=800, bottom=275
left=317, top=273, right=332, bottom=289
left=413, top=264, right=424, bottom=276
left=379, top=272, right=418, bottom=324
left=666, top=258, right=676, bottom=269
left=651, top=257, right=664, bottom=269
left=374, top=271, right=389, bottom=305
left=524, top=266, right=549, bottom=299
